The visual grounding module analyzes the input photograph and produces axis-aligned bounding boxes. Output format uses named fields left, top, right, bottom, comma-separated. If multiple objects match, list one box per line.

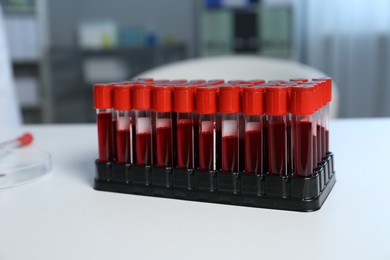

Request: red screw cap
left=173, top=86, right=195, bottom=113
left=132, top=84, right=153, bottom=110
left=94, top=83, right=114, bottom=109
left=242, top=86, right=265, bottom=115
left=265, top=86, right=289, bottom=116
left=219, top=86, right=241, bottom=113
left=153, top=85, right=173, bottom=112
left=196, top=87, right=218, bottom=114
left=291, top=84, right=316, bottom=115
left=113, top=84, right=132, bottom=110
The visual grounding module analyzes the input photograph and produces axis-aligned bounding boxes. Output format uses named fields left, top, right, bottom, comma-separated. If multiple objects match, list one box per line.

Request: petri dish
left=0, top=147, right=52, bottom=190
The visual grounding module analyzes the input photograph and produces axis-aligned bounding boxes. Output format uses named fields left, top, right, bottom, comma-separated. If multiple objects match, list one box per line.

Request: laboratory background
left=1, top=0, right=390, bottom=124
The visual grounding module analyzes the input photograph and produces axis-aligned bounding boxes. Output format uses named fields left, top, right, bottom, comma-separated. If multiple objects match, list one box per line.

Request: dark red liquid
left=176, top=120, right=194, bottom=169
left=293, top=121, right=313, bottom=177
left=97, top=112, right=114, bottom=162
left=245, top=130, right=263, bottom=174
left=136, top=132, right=152, bottom=165
left=325, top=129, right=329, bottom=155
left=172, top=112, right=177, bottom=166
left=263, top=123, right=269, bottom=173
left=199, top=131, right=214, bottom=170
left=112, top=119, right=117, bottom=161
left=156, top=126, right=172, bottom=167
left=286, top=121, right=293, bottom=173
left=313, top=131, right=318, bottom=167
left=216, top=129, right=222, bottom=170
left=317, top=124, right=322, bottom=164
left=193, top=116, right=199, bottom=169
left=239, top=115, right=245, bottom=172
left=222, top=135, right=238, bottom=172
left=116, top=129, right=130, bottom=164
left=268, top=121, right=287, bottom=176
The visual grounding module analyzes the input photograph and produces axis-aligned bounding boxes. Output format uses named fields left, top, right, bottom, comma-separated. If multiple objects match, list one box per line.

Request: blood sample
left=94, top=83, right=115, bottom=162
left=0, top=133, right=33, bottom=149
left=291, top=84, right=316, bottom=177
left=152, top=86, right=173, bottom=168
left=173, top=86, right=196, bottom=169
left=196, top=87, right=218, bottom=171
left=242, top=86, right=265, bottom=174
left=313, top=77, right=332, bottom=157
left=279, top=83, right=294, bottom=174
left=113, top=84, right=133, bottom=164
left=219, top=86, right=241, bottom=173
left=132, top=84, right=153, bottom=166
left=265, top=86, right=289, bottom=176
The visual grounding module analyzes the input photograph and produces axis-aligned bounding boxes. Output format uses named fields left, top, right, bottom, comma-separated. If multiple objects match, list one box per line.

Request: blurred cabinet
left=200, top=4, right=293, bottom=59
left=45, top=44, right=187, bottom=123
left=2, top=0, right=43, bottom=123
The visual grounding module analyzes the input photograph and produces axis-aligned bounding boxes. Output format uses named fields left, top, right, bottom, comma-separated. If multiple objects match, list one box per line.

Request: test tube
left=196, top=87, right=218, bottom=171
left=94, top=83, right=115, bottom=162
left=242, top=86, right=265, bottom=174
left=219, top=86, right=241, bottom=173
left=173, top=86, right=195, bottom=169
left=152, top=86, right=173, bottom=168
left=265, top=86, right=289, bottom=176
left=313, top=77, right=332, bottom=157
left=279, top=83, right=294, bottom=174
left=113, top=85, right=132, bottom=164
left=132, top=84, right=153, bottom=166
left=291, top=84, right=316, bottom=177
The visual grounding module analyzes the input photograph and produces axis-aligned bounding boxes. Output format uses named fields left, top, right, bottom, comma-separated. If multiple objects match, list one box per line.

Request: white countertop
left=0, top=118, right=389, bottom=260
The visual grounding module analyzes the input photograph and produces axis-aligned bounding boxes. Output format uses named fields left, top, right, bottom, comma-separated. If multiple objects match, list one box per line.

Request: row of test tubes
left=94, top=77, right=332, bottom=178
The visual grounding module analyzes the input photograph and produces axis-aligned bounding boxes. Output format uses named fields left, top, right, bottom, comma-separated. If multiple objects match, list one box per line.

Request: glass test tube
left=132, top=85, right=153, bottom=166
left=196, top=87, right=218, bottom=171
left=173, top=86, right=195, bottom=169
left=291, top=85, right=316, bottom=177
left=94, top=84, right=114, bottom=162
left=242, top=86, right=265, bottom=174
left=113, top=85, right=132, bottom=164
left=219, top=86, right=241, bottom=173
left=265, top=86, right=289, bottom=176
left=152, top=86, right=173, bottom=168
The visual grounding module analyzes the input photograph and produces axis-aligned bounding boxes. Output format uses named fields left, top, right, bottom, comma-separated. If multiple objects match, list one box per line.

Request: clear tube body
left=324, top=104, right=330, bottom=155
left=239, top=113, right=245, bottom=172
left=176, top=112, right=194, bottom=169
left=268, top=115, right=287, bottom=176
left=96, top=108, right=114, bottom=162
left=292, top=114, right=315, bottom=177
left=287, top=113, right=293, bottom=174
left=198, top=114, right=216, bottom=171
left=221, top=113, right=239, bottom=173
left=155, top=112, right=173, bottom=168
left=135, top=110, right=153, bottom=166
left=115, top=110, right=132, bottom=164
left=244, top=114, right=263, bottom=174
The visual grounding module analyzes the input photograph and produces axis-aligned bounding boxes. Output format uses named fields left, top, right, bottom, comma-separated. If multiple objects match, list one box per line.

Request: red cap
left=196, top=87, right=218, bottom=114
left=268, top=80, right=287, bottom=85
left=189, top=79, right=206, bottom=84
left=94, top=83, right=114, bottom=109
left=242, top=86, right=265, bottom=115
left=132, top=84, right=153, bottom=110
left=171, top=79, right=188, bottom=84
left=246, top=79, right=266, bottom=86
left=207, top=79, right=225, bottom=85
left=291, top=84, right=316, bottom=115
left=18, top=132, right=33, bottom=146
left=290, top=78, right=308, bottom=83
left=173, top=86, right=195, bottom=112
left=219, top=86, right=241, bottom=113
left=313, top=77, right=332, bottom=103
left=227, top=80, right=247, bottom=84
left=265, top=86, right=289, bottom=115
left=113, top=84, right=132, bottom=110
left=152, top=85, right=173, bottom=112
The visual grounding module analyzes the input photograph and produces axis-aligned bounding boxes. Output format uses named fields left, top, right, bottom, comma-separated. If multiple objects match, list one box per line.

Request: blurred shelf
left=80, top=44, right=186, bottom=56
left=2, top=5, right=35, bottom=15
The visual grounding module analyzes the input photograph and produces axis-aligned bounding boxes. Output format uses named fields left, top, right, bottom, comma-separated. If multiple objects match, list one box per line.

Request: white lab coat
left=0, top=5, right=22, bottom=126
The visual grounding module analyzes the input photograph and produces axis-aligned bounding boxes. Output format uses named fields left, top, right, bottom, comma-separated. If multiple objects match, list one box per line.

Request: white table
left=0, top=119, right=389, bottom=260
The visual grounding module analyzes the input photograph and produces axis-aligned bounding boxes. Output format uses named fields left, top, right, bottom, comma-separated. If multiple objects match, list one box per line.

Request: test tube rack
left=94, top=152, right=335, bottom=212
